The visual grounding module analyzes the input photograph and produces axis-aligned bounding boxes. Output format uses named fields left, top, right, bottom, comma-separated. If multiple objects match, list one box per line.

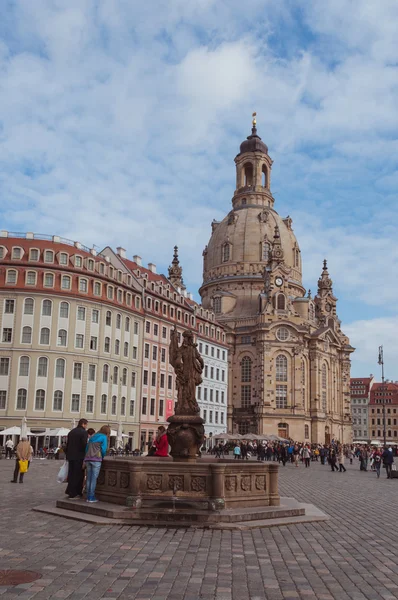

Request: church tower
left=200, top=118, right=354, bottom=444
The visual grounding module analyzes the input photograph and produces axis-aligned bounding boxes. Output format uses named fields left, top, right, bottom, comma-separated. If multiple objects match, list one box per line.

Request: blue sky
left=1, top=0, right=398, bottom=379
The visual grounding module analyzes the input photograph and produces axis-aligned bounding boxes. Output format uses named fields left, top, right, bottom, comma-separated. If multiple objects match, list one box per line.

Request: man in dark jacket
left=65, top=419, right=88, bottom=498
left=382, top=447, right=394, bottom=479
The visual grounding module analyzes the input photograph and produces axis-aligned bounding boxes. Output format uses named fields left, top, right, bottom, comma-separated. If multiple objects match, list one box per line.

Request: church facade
left=199, top=120, right=354, bottom=444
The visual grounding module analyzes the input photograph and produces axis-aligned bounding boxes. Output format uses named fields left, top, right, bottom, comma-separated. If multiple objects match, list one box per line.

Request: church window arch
left=241, top=356, right=252, bottom=382
left=263, top=241, right=271, bottom=261
left=222, top=242, right=231, bottom=263
left=243, top=162, right=253, bottom=187
left=301, top=359, right=305, bottom=386
left=213, top=297, right=221, bottom=314
left=277, top=294, right=286, bottom=310
left=295, top=248, right=300, bottom=268
left=262, top=164, right=268, bottom=187
left=276, top=355, right=288, bottom=382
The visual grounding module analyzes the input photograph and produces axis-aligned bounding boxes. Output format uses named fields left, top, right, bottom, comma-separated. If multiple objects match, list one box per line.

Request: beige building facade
left=0, top=233, right=144, bottom=449
left=199, top=122, right=354, bottom=444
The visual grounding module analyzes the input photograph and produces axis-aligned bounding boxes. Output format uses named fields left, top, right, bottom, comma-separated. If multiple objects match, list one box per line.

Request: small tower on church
left=168, top=246, right=185, bottom=290
left=315, top=259, right=337, bottom=319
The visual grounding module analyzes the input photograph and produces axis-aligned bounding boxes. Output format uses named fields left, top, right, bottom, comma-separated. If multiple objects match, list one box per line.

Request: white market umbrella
left=21, top=417, right=29, bottom=438
left=48, top=427, right=70, bottom=437
left=1, top=426, right=22, bottom=436
left=110, top=429, right=117, bottom=437
left=116, top=422, right=123, bottom=449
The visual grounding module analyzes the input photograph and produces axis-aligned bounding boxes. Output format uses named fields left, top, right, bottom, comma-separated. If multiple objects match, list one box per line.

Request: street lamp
left=378, top=346, right=387, bottom=447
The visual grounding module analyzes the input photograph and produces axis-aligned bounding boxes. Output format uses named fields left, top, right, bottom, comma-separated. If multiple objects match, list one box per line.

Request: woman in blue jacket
left=84, top=425, right=110, bottom=503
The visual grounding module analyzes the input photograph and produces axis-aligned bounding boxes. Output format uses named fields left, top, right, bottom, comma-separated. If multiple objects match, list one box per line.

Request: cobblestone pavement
left=1, top=457, right=398, bottom=600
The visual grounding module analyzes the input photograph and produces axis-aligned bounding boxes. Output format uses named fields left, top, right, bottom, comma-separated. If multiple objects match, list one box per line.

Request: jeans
left=85, top=461, right=102, bottom=499
left=385, top=464, right=392, bottom=479
left=375, top=463, right=381, bottom=478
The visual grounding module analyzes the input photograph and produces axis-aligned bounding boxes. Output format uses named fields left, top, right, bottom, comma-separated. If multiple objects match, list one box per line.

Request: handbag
left=19, top=459, right=29, bottom=474
left=57, top=460, right=69, bottom=483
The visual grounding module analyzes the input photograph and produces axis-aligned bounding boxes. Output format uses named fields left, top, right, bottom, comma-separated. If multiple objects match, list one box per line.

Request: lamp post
left=378, top=346, right=387, bottom=447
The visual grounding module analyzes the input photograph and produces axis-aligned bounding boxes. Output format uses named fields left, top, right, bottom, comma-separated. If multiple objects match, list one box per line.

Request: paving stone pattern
left=0, top=458, right=398, bottom=600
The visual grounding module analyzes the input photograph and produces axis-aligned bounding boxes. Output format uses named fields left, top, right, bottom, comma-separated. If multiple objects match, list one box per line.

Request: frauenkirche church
left=199, top=117, right=354, bottom=444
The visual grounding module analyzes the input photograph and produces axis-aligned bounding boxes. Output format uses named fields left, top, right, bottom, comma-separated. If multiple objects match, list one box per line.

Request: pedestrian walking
left=302, top=446, right=311, bottom=467
left=233, top=444, right=241, bottom=460
left=10, top=437, right=32, bottom=484
left=65, top=418, right=88, bottom=499
left=293, top=444, right=300, bottom=467
left=338, top=447, right=346, bottom=472
left=5, top=438, right=14, bottom=459
left=382, top=446, right=394, bottom=479
left=329, top=448, right=338, bottom=472
left=84, top=425, right=110, bottom=503
left=373, top=450, right=382, bottom=478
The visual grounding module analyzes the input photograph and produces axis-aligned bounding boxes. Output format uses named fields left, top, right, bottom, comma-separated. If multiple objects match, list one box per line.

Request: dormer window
left=0, top=246, right=6, bottom=259
left=87, top=259, right=95, bottom=271
left=109, top=266, right=114, bottom=278
left=222, top=242, right=231, bottom=263
left=59, top=252, right=68, bottom=265
left=99, top=262, right=105, bottom=274
left=29, top=249, right=39, bottom=261
left=44, top=250, right=54, bottom=263
left=6, top=269, right=17, bottom=284
left=75, top=255, right=83, bottom=268
left=12, top=247, right=22, bottom=260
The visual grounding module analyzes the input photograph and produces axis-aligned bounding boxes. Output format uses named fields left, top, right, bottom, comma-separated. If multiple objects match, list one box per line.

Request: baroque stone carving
left=97, top=470, right=105, bottom=486
left=258, top=210, right=269, bottom=223
left=241, top=475, right=251, bottom=491
left=191, top=476, right=206, bottom=492
left=169, top=475, right=184, bottom=491
left=225, top=476, right=237, bottom=492
left=255, top=475, right=266, bottom=491
left=108, top=471, right=117, bottom=487
left=120, top=472, right=129, bottom=489
left=147, top=475, right=162, bottom=491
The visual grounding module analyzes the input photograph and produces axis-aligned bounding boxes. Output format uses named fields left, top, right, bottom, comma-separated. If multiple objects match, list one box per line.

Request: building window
left=160, top=373, right=165, bottom=389
left=60, top=302, right=69, bottom=318
left=162, top=326, right=167, bottom=339
left=131, top=372, right=136, bottom=387
left=113, top=366, right=118, bottom=381
left=0, top=390, right=6, bottom=409
left=116, top=314, right=121, bottom=329
left=75, top=334, right=84, bottom=349
left=103, top=337, right=110, bottom=353
left=24, top=298, right=34, bottom=314
left=79, top=278, right=88, bottom=293
left=6, top=269, right=17, bottom=284
left=222, top=243, right=231, bottom=262
left=75, top=256, right=82, bottom=267
left=241, top=357, right=252, bottom=382
left=29, top=248, right=39, bottom=261
left=150, top=397, right=155, bottom=416
left=53, top=390, right=63, bottom=411
left=124, top=342, right=129, bottom=357
left=168, top=375, right=172, bottom=390
left=276, top=385, right=288, bottom=409
left=213, top=297, right=222, bottom=314
left=152, top=346, right=157, bottom=361
left=16, top=388, right=27, bottom=410
left=61, top=276, right=71, bottom=290
left=276, top=327, right=289, bottom=341
left=92, top=309, right=99, bottom=323
left=22, top=326, right=32, bottom=344
left=40, top=327, right=50, bottom=345
left=42, top=299, right=52, bottom=316
left=106, top=311, right=111, bottom=326
left=71, top=394, right=80, bottom=412
left=322, top=364, right=327, bottom=412
left=73, top=362, right=82, bottom=380
left=159, top=399, right=164, bottom=417
left=100, top=394, right=107, bottom=414
left=0, top=357, right=9, bottom=376
left=154, top=324, right=159, bottom=336
left=57, top=329, right=67, bottom=346
left=276, top=294, right=286, bottom=310
left=0, top=246, right=5, bottom=259
left=90, top=336, right=97, bottom=351
left=86, top=395, right=94, bottom=413
left=125, top=317, right=130, bottom=332
left=44, top=250, right=54, bottom=263
left=12, top=247, right=22, bottom=259
left=44, top=273, right=54, bottom=287
left=121, top=396, right=126, bottom=416
left=77, top=306, right=86, bottom=320
left=122, top=368, right=127, bottom=386
left=19, top=356, right=30, bottom=377
left=144, top=343, right=150, bottom=359
left=305, top=424, right=309, bottom=439
left=129, top=400, right=135, bottom=416
left=5, top=299, right=15, bottom=314
left=241, top=385, right=251, bottom=408
left=111, top=395, right=117, bottom=415
left=133, top=346, right=137, bottom=359
left=35, top=389, right=46, bottom=411
left=103, top=364, right=109, bottom=383
left=142, top=397, right=147, bottom=414
left=59, top=252, right=68, bottom=265
left=87, top=259, right=94, bottom=271
left=276, top=355, right=288, bottom=382
left=134, top=322, right=139, bottom=335
left=87, top=364, right=96, bottom=381
left=2, top=328, right=12, bottom=342
left=114, top=339, right=120, bottom=355
left=55, top=358, right=65, bottom=378
left=94, top=282, right=101, bottom=296
left=37, top=357, right=48, bottom=377
left=107, top=286, right=114, bottom=299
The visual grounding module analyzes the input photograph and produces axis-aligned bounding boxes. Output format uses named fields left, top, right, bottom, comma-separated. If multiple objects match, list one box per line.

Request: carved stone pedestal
left=166, top=415, right=205, bottom=461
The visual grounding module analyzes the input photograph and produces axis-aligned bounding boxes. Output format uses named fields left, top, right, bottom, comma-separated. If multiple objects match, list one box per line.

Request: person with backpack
left=84, top=425, right=110, bottom=503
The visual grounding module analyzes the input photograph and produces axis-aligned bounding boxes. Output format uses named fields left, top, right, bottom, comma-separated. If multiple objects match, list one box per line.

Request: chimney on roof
left=188, top=292, right=193, bottom=300
left=133, top=255, right=142, bottom=266
left=148, top=263, right=156, bottom=273
left=117, top=247, right=126, bottom=259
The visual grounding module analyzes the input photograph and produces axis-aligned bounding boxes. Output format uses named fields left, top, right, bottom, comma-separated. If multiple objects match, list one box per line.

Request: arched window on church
left=213, top=297, right=221, bottom=314
left=262, top=164, right=268, bottom=188
left=322, top=364, right=327, bottom=412
left=295, top=248, right=300, bottom=268
left=222, top=243, right=231, bottom=263
left=277, top=294, right=286, bottom=310
left=301, top=359, right=305, bottom=386
left=241, top=356, right=252, bottom=382
left=276, top=355, right=287, bottom=382
left=243, top=162, right=253, bottom=187
left=263, top=242, right=271, bottom=261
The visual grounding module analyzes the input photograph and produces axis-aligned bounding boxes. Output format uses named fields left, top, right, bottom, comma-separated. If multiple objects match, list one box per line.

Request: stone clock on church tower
left=199, top=118, right=354, bottom=444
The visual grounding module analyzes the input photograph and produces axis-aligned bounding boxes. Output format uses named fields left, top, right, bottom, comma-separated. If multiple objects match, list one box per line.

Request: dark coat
left=66, top=426, right=88, bottom=461
left=382, top=449, right=394, bottom=465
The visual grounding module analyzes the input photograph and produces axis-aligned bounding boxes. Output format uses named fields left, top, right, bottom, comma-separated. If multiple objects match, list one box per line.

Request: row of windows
left=4, top=298, right=139, bottom=332
left=371, top=408, right=397, bottom=414
left=141, top=397, right=164, bottom=417
left=0, top=356, right=138, bottom=387
left=198, top=343, right=226, bottom=361
left=371, top=430, right=398, bottom=438
left=144, top=344, right=167, bottom=363
left=0, top=388, right=135, bottom=416
left=4, top=270, right=139, bottom=308
left=143, top=371, right=173, bottom=390
left=371, top=418, right=397, bottom=426
left=204, top=365, right=225, bottom=382
left=1, top=327, right=138, bottom=356
left=201, top=409, right=224, bottom=425
left=0, top=246, right=135, bottom=287
left=197, top=387, right=225, bottom=403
